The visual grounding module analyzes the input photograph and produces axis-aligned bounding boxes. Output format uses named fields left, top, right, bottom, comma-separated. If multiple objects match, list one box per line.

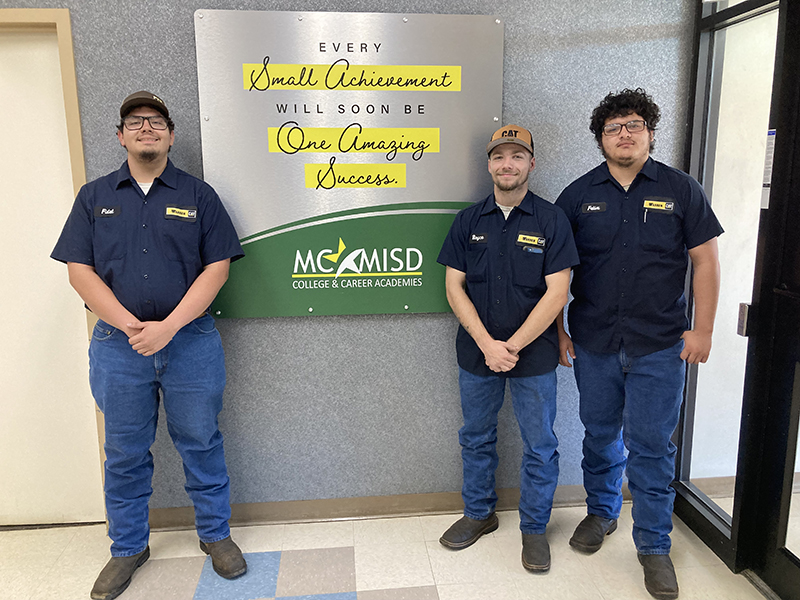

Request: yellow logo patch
left=643, top=200, right=674, bottom=211
left=165, top=207, right=197, bottom=219
left=517, top=234, right=545, bottom=247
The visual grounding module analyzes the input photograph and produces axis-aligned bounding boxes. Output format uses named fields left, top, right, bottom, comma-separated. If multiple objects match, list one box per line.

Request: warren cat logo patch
left=642, top=197, right=675, bottom=213
left=516, top=231, right=545, bottom=252
left=165, top=206, right=198, bottom=222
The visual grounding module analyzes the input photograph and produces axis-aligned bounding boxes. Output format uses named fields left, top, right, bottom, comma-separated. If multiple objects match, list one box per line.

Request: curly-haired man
left=555, top=89, right=723, bottom=599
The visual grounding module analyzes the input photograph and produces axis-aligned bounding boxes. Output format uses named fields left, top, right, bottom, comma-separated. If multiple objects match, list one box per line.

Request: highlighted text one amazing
left=269, top=123, right=439, bottom=161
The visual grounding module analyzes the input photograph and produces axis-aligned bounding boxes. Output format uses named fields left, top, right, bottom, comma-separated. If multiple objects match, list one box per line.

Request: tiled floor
left=714, top=492, right=800, bottom=555
left=0, top=504, right=771, bottom=600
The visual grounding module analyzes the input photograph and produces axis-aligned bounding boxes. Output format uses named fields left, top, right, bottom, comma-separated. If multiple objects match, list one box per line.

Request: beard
left=138, top=149, right=160, bottom=163
left=493, top=174, right=525, bottom=192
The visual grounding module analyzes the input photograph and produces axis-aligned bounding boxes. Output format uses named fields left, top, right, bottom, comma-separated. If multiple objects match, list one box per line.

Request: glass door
left=675, top=1, right=800, bottom=597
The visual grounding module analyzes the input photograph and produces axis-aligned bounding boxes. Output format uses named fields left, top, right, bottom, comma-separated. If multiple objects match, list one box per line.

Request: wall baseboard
left=149, top=484, right=634, bottom=531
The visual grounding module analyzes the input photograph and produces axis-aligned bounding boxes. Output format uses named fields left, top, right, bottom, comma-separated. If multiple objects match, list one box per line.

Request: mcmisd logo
left=292, top=237, right=423, bottom=289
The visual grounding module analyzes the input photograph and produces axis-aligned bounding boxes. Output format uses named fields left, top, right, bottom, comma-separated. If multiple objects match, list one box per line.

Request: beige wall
left=0, top=12, right=104, bottom=525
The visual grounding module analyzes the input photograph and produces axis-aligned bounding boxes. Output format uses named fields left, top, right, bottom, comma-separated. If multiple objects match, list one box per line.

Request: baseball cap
left=120, top=91, right=170, bottom=118
left=486, top=124, right=534, bottom=155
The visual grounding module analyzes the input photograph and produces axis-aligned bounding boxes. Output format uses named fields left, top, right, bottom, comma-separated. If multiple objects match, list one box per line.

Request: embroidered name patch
left=469, top=233, right=488, bottom=244
left=165, top=206, right=198, bottom=222
left=581, top=202, right=607, bottom=213
left=643, top=198, right=675, bottom=213
left=94, top=206, right=120, bottom=217
left=516, top=232, right=545, bottom=248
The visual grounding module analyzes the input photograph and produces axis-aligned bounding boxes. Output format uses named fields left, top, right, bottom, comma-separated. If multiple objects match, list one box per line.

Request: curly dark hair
left=590, top=88, right=660, bottom=152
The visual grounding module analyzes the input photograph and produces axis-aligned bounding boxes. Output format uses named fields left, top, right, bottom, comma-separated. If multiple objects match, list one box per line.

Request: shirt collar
left=479, top=190, right=535, bottom=215
left=114, top=159, right=177, bottom=190
left=591, top=156, right=658, bottom=186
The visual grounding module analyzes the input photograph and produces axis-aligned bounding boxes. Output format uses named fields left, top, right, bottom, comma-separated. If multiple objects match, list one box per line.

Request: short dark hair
left=590, top=88, right=660, bottom=151
left=117, top=105, right=175, bottom=133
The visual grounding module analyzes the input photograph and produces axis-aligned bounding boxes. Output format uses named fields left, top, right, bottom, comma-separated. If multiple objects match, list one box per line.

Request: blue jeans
left=89, top=314, right=232, bottom=557
left=573, top=341, right=685, bottom=555
left=457, top=367, right=559, bottom=534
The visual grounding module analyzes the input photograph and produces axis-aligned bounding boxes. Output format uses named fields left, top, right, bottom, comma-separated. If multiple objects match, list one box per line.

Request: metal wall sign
left=195, top=10, right=504, bottom=317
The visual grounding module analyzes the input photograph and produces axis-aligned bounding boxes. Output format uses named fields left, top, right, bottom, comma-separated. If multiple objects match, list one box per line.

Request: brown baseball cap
left=120, top=91, right=170, bottom=118
left=486, top=124, right=534, bottom=155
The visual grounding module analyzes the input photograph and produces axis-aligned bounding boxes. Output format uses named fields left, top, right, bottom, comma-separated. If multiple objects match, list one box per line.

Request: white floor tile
left=491, top=510, right=521, bottom=538
left=426, top=537, right=514, bottom=586
left=355, top=541, right=434, bottom=591
left=230, top=523, right=285, bottom=553
left=148, top=529, right=206, bottom=560
left=670, top=519, right=726, bottom=568
left=677, top=565, right=768, bottom=600
left=436, top=580, right=522, bottom=600
left=354, top=517, right=424, bottom=546
left=281, top=520, right=354, bottom=551
left=419, top=513, right=461, bottom=542
left=492, top=529, right=587, bottom=582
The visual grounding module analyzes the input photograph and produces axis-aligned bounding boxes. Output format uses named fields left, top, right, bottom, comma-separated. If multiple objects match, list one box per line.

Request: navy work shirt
left=438, top=191, right=579, bottom=377
left=52, top=160, right=244, bottom=322
left=555, top=158, right=723, bottom=357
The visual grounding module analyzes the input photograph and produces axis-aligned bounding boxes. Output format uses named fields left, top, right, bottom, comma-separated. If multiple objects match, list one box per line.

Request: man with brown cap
left=436, top=125, right=579, bottom=571
left=52, top=91, right=246, bottom=599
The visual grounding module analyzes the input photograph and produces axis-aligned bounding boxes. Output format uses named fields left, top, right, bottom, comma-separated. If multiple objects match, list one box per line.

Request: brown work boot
left=639, top=553, right=679, bottom=599
left=569, top=514, right=618, bottom=553
left=199, top=536, right=247, bottom=579
left=521, top=533, right=550, bottom=573
left=439, top=513, right=499, bottom=549
left=90, top=546, right=149, bottom=600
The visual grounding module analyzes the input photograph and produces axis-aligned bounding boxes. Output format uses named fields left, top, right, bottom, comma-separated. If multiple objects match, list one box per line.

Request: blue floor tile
left=193, top=551, right=281, bottom=600
left=277, top=594, right=358, bottom=600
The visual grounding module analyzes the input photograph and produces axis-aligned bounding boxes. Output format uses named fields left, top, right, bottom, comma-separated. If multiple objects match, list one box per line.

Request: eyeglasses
left=122, top=115, right=168, bottom=130
left=602, top=120, right=647, bottom=136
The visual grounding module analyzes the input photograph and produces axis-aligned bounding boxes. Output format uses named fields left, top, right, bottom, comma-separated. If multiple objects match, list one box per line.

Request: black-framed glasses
left=602, top=120, right=647, bottom=136
left=122, top=115, right=168, bottom=130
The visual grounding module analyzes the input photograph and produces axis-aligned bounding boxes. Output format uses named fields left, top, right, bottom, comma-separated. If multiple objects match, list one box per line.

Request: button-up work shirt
left=555, top=158, right=723, bottom=356
left=438, top=191, right=579, bottom=377
left=52, top=160, right=244, bottom=322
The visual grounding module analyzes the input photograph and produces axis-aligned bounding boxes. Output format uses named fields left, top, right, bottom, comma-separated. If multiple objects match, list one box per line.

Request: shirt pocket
left=162, top=218, right=201, bottom=262
left=511, top=246, right=545, bottom=290
left=575, top=211, right=617, bottom=253
left=464, top=247, right=487, bottom=283
left=641, top=212, right=682, bottom=253
left=93, top=216, right=126, bottom=262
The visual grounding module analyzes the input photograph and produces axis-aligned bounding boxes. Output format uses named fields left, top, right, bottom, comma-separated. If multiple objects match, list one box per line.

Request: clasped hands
left=483, top=339, right=521, bottom=373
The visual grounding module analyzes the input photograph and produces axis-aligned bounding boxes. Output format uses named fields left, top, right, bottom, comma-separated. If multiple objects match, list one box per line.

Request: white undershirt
left=496, top=203, right=514, bottom=219
left=623, top=184, right=631, bottom=192
left=137, top=181, right=154, bottom=195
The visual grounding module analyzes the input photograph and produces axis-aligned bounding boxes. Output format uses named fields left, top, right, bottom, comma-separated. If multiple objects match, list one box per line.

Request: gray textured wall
left=16, top=0, right=697, bottom=509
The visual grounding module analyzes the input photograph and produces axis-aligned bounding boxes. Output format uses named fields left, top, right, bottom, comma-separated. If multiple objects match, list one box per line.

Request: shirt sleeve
left=50, top=186, right=95, bottom=266
left=198, top=184, right=245, bottom=266
left=543, top=205, right=580, bottom=276
left=681, top=177, right=724, bottom=249
left=555, top=185, right=580, bottom=230
left=437, top=210, right=468, bottom=272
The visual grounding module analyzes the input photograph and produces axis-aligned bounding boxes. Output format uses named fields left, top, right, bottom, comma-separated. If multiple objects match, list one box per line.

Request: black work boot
left=439, top=513, right=499, bottom=549
left=639, top=554, right=679, bottom=599
left=521, top=533, right=550, bottom=572
left=90, top=546, right=150, bottom=600
left=569, top=514, right=618, bottom=553
left=199, top=536, right=247, bottom=579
